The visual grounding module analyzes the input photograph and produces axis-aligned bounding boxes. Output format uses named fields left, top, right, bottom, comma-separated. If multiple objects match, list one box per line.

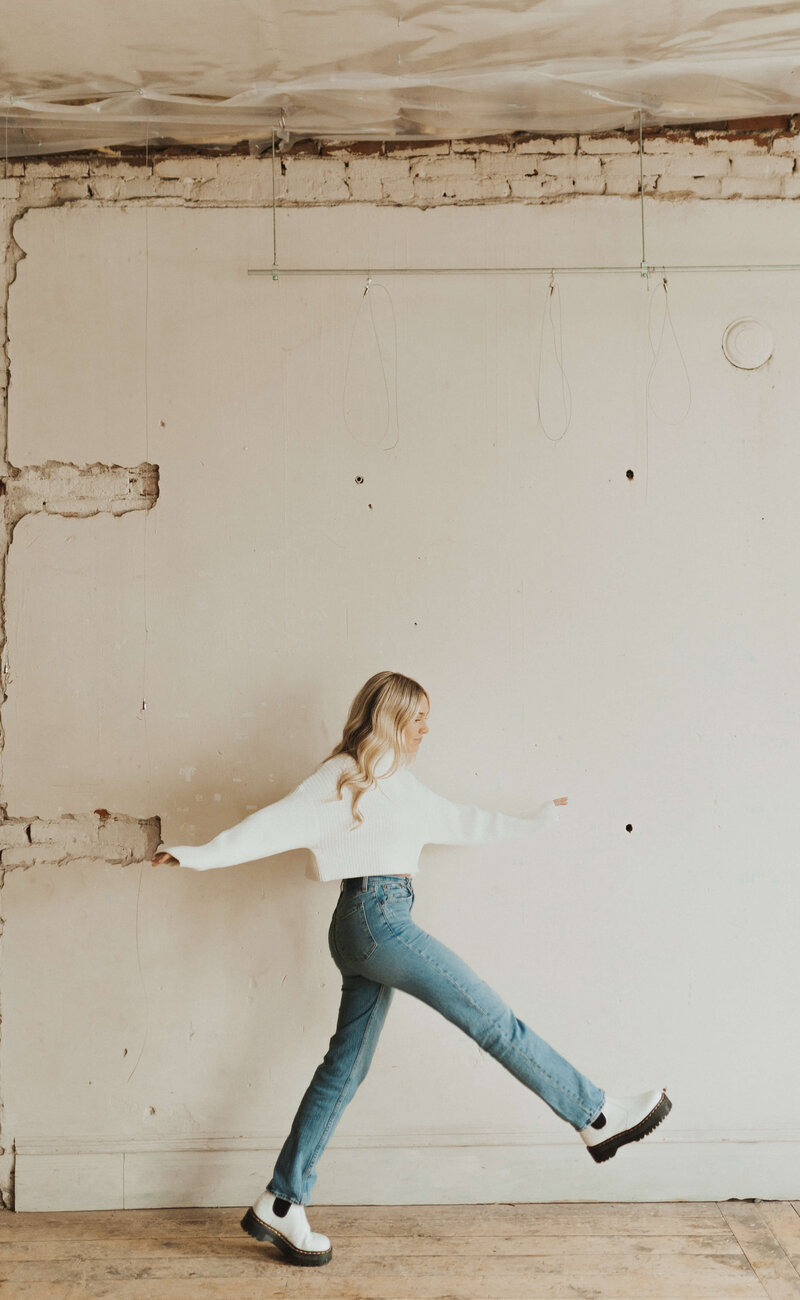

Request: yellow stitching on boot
left=250, top=1209, right=330, bottom=1257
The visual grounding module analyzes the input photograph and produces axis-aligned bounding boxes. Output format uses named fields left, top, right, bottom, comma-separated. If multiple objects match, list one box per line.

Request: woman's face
left=402, top=699, right=430, bottom=753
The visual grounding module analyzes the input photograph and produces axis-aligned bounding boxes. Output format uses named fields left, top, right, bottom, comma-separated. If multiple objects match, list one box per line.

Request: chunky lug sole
left=588, top=1090, right=672, bottom=1164
left=240, top=1206, right=333, bottom=1266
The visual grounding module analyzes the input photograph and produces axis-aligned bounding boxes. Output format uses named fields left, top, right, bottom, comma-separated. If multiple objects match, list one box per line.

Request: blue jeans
left=268, top=875, right=605, bottom=1205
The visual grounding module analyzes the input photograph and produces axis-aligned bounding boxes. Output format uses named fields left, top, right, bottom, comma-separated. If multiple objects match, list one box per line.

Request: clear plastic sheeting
left=2, top=0, right=800, bottom=156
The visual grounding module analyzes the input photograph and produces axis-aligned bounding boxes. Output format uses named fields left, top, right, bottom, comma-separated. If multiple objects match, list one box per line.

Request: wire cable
left=536, top=275, right=572, bottom=442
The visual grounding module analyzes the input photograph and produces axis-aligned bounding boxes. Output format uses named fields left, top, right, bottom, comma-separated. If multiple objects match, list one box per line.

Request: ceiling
left=2, top=1, right=800, bottom=157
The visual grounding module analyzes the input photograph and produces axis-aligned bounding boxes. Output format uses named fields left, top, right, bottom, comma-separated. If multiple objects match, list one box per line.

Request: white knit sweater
left=165, top=753, right=558, bottom=881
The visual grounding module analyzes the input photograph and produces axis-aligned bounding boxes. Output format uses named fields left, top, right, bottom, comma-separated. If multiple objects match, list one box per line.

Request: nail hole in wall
left=626, top=824, right=633, bottom=833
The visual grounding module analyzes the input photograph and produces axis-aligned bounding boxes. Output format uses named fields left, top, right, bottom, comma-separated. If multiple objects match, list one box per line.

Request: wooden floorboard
left=0, top=1202, right=798, bottom=1299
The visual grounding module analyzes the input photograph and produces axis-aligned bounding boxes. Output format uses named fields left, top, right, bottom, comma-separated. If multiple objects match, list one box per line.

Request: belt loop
left=361, top=876, right=368, bottom=891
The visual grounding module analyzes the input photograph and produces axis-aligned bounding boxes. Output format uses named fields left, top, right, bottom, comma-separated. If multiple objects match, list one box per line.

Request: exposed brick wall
left=0, top=813, right=161, bottom=871
left=4, top=462, right=159, bottom=531
left=3, top=125, right=800, bottom=209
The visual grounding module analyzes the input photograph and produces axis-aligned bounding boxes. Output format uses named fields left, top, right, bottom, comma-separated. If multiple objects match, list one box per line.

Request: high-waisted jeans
left=268, top=874, right=605, bottom=1205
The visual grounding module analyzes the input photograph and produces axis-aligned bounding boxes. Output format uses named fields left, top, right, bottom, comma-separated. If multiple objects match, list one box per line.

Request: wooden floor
left=3, top=1202, right=800, bottom=1299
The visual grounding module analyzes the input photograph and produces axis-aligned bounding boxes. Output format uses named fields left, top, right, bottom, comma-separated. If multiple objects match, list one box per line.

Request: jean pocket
left=378, top=891, right=412, bottom=936
left=334, top=899, right=377, bottom=964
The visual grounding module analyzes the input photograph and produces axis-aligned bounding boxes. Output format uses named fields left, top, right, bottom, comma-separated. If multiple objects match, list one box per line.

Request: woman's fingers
left=553, top=796, right=569, bottom=806
left=152, top=851, right=180, bottom=866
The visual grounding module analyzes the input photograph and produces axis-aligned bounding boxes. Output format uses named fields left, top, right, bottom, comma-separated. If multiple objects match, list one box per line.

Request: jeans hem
left=266, top=1181, right=303, bottom=1206
left=580, top=1092, right=607, bottom=1131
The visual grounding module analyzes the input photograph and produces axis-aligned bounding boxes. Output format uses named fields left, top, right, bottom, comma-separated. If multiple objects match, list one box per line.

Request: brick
left=781, top=175, right=800, bottom=198
left=193, top=176, right=269, bottom=203
left=89, top=161, right=152, bottom=179
left=0, top=823, right=31, bottom=850
left=698, top=133, right=770, bottom=153
left=772, top=135, right=800, bottom=155
left=642, top=135, right=695, bottom=153
left=207, top=158, right=283, bottom=201
left=452, top=136, right=512, bottom=154
left=53, top=180, right=91, bottom=201
left=656, top=175, right=722, bottom=198
left=478, top=152, right=542, bottom=180
left=23, top=159, right=90, bottom=179
left=411, top=157, right=477, bottom=181
left=87, top=178, right=157, bottom=201
left=347, top=159, right=383, bottom=201
left=86, top=178, right=123, bottom=201
left=515, top=135, right=577, bottom=155
left=603, top=172, right=640, bottom=196
left=602, top=155, right=661, bottom=182
left=98, top=815, right=161, bottom=862
left=154, top=157, right=219, bottom=181
left=662, top=153, right=730, bottom=178
left=509, top=175, right=572, bottom=199
left=151, top=180, right=186, bottom=199
left=381, top=177, right=416, bottom=204
left=539, top=155, right=601, bottom=179
left=472, top=178, right=511, bottom=200
left=573, top=174, right=606, bottom=195
left=29, top=816, right=100, bottom=854
left=283, top=158, right=348, bottom=202
left=579, top=134, right=638, bottom=154
left=720, top=176, right=784, bottom=198
left=18, top=179, right=57, bottom=204
left=0, top=179, right=20, bottom=199
left=412, top=179, right=459, bottom=202
left=730, top=154, right=794, bottom=179
left=2, top=845, right=68, bottom=869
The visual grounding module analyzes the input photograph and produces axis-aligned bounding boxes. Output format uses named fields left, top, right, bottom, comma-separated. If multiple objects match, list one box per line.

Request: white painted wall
left=4, top=198, right=800, bottom=1208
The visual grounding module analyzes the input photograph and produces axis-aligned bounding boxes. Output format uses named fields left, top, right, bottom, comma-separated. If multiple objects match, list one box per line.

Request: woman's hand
left=152, top=850, right=180, bottom=866
left=553, top=796, right=568, bottom=807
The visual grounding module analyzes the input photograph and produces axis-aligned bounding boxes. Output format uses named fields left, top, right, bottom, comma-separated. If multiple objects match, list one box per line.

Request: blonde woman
left=153, top=670, right=670, bottom=1268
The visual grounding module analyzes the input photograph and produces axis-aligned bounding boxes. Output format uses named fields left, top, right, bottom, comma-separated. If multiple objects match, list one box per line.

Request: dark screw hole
left=626, top=470, right=634, bottom=480
left=626, top=824, right=633, bottom=833
left=355, top=476, right=364, bottom=484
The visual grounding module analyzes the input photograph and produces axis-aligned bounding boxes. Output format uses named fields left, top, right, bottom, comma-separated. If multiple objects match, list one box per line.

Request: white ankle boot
left=241, top=1191, right=332, bottom=1266
left=580, top=1088, right=671, bottom=1163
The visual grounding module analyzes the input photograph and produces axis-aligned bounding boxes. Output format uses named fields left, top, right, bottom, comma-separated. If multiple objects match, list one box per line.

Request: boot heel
left=241, top=1207, right=271, bottom=1242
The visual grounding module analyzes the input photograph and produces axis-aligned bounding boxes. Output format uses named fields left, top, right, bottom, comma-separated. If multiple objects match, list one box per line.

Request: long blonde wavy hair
left=326, top=671, right=429, bottom=826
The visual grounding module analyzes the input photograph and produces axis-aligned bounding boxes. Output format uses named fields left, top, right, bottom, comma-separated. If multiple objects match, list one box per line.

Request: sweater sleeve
left=164, top=787, right=317, bottom=871
left=416, top=777, right=558, bottom=848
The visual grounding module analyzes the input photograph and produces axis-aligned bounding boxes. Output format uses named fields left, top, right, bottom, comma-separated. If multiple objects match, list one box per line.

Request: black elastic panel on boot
left=273, top=1197, right=291, bottom=1217
left=591, top=1113, right=607, bottom=1130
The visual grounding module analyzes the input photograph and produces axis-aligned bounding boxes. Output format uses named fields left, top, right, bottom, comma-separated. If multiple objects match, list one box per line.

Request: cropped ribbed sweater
left=165, top=753, right=558, bottom=881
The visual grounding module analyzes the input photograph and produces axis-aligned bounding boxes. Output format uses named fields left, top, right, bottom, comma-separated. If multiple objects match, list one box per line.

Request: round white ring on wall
left=722, top=318, right=774, bottom=370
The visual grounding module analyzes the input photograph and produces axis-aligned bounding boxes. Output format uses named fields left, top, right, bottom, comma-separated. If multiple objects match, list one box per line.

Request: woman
left=153, top=670, right=670, bottom=1268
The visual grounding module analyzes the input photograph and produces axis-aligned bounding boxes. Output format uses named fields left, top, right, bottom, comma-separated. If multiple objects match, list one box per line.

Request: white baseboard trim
left=14, top=1131, right=800, bottom=1212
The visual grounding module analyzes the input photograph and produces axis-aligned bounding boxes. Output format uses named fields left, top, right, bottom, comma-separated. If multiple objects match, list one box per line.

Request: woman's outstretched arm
left=152, top=787, right=317, bottom=870
left=416, top=776, right=565, bottom=848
